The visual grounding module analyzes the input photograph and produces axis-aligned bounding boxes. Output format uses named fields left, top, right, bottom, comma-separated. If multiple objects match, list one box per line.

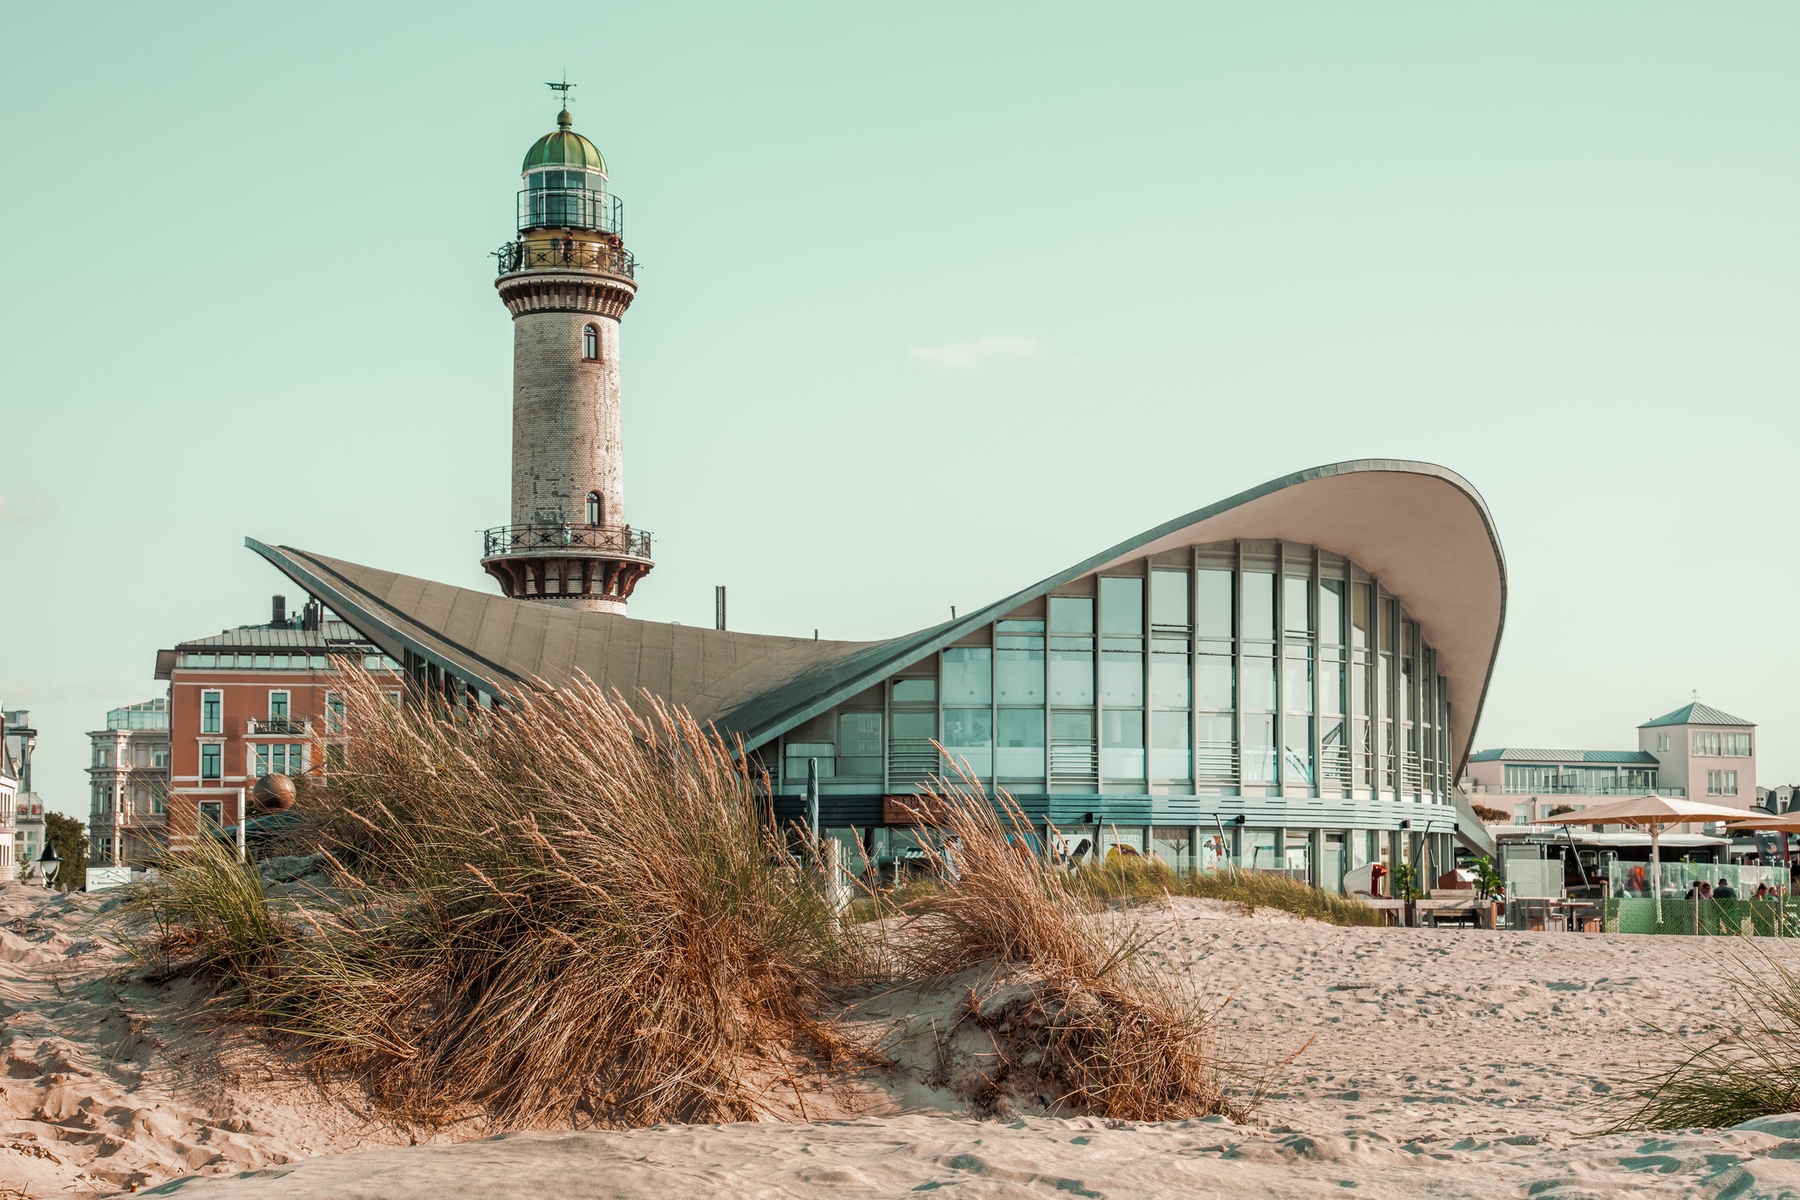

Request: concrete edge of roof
left=717, top=459, right=1507, bottom=770
left=244, top=538, right=519, bottom=695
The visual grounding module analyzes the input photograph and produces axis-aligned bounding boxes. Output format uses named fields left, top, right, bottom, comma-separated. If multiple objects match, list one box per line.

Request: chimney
left=302, top=598, right=322, bottom=632
left=272, top=595, right=287, bottom=626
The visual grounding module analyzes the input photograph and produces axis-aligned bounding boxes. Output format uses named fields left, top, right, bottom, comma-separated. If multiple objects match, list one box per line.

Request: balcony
left=493, top=238, right=636, bottom=280
left=516, top=187, right=624, bottom=235
left=1466, top=783, right=1686, bottom=798
left=248, top=717, right=311, bottom=736
left=482, top=523, right=652, bottom=561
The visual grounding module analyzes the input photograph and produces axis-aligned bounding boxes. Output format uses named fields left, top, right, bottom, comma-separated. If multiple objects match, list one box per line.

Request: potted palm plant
left=1471, top=856, right=1506, bottom=929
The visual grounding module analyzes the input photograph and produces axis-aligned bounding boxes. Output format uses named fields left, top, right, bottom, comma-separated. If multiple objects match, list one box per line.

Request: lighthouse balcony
left=482, top=523, right=653, bottom=562
left=494, top=239, right=637, bottom=280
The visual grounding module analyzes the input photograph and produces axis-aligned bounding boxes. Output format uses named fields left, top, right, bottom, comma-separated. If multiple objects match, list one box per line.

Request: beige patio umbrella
left=1538, top=796, right=1756, bottom=923
left=1721, top=814, right=1800, bottom=879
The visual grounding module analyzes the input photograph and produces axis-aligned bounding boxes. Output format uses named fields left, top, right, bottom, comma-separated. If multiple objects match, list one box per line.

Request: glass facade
left=773, top=540, right=1455, bottom=810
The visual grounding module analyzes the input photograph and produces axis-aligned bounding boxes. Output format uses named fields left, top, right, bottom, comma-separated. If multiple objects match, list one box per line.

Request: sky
left=2, top=3, right=1796, bottom=820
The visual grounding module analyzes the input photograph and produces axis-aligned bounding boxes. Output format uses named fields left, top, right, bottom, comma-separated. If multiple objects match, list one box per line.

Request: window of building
left=1724, top=733, right=1752, bottom=757
left=1708, top=769, right=1739, bottom=796
left=326, top=692, right=345, bottom=735
left=586, top=491, right=603, bottom=527
left=201, top=743, right=222, bottom=780
left=201, top=690, right=222, bottom=734
left=785, top=741, right=835, bottom=780
left=198, top=800, right=223, bottom=828
left=255, top=743, right=306, bottom=778
left=1656, top=734, right=1670, bottom=752
left=942, top=648, right=991, bottom=704
left=152, top=745, right=169, bottom=768
left=837, top=712, right=882, bottom=776
left=996, top=709, right=1044, bottom=777
left=1693, top=732, right=1721, bottom=757
left=943, top=708, right=993, bottom=777
left=268, top=691, right=290, bottom=719
left=583, top=324, right=599, bottom=360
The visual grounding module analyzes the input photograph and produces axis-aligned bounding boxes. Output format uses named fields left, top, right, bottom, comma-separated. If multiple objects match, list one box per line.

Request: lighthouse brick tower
left=480, top=97, right=652, bottom=615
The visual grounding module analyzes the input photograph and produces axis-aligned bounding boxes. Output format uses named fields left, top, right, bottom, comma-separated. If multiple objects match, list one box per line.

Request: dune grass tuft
left=1071, top=855, right=1384, bottom=927
left=129, top=671, right=869, bottom=1129
left=891, top=769, right=1241, bottom=1121
left=1610, top=940, right=1800, bottom=1131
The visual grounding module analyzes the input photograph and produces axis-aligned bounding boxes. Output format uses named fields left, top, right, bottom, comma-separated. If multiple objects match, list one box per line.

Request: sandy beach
left=5, top=880, right=1794, bottom=1198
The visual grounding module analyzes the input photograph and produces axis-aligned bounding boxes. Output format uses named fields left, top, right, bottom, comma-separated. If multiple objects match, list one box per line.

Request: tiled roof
left=1640, top=702, right=1754, bottom=729
left=1468, top=748, right=1658, bottom=764
left=173, top=620, right=373, bottom=650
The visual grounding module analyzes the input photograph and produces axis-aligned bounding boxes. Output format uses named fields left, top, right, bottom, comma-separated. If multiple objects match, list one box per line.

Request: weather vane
left=546, top=75, right=576, bottom=109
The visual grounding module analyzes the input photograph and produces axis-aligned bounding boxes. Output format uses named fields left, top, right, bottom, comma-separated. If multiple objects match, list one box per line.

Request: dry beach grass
left=123, top=673, right=1237, bottom=1134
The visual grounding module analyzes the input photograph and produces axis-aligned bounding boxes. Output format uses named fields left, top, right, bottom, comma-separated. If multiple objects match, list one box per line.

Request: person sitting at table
left=1715, top=878, right=1738, bottom=900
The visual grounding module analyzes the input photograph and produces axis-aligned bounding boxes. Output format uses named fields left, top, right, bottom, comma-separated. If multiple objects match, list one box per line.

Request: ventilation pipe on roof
left=301, top=598, right=322, bottom=632
left=272, top=595, right=287, bottom=626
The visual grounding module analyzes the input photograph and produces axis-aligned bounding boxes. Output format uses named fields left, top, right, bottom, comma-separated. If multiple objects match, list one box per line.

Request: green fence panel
left=1604, top=897, right=1791, bottom=936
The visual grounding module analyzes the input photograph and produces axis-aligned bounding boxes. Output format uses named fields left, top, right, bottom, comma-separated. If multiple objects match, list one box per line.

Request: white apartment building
left=1465, top=701, right=1758, bottom=825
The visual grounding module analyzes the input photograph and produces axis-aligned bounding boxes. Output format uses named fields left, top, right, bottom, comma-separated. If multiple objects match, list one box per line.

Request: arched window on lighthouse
left=586, top=492, right=603, bottom=527
left=582, top=325, right=599, bottom=361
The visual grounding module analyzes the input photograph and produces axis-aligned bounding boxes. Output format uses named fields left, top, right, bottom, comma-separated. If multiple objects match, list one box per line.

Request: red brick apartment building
left=152, top=595, right=397, bottom=845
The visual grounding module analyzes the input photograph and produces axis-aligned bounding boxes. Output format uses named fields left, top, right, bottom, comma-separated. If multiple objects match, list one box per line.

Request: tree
left=1548, top=804, right=1576, bottom=817
left=43, top=813, right=88, bottom=892
left=1472, top=803, right=1509, bottom=823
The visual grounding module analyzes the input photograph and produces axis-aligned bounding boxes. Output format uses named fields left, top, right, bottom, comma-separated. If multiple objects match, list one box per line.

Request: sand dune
left=1, top=882, right=1781, bottom=1198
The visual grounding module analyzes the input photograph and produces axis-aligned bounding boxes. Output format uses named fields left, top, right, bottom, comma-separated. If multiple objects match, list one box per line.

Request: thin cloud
left=909, top=336, right=1051, bottom=371
left=0, top=491, right=51, bottom=526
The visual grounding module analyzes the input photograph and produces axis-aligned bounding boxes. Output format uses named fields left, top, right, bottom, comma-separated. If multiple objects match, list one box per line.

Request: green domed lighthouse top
left=522, top=109, right=607, bottom=175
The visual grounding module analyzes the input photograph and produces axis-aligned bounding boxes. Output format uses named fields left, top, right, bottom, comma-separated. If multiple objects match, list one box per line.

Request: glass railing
left=1468, top=783, right=1685, bottom=797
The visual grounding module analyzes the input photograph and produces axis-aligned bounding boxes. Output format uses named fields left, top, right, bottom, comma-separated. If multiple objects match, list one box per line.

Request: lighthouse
left=480, top=96, right=652, bottom=614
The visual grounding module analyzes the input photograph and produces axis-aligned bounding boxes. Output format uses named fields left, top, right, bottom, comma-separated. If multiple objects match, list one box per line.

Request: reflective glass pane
left=943, top=708, right=992, bottom=776
left=893, top=679, right=936, bottom=702
left=1049, top=650, right=1094, bottom=705
left=1243, top=573, right=1275, bottom=641
left=1283, top=655, right=1313, bottom=714
left=942, top=647, right=992, bottom=704
left=1351, top=583, right=1371, bottom=648
left=1284, top=576, right=1312, bottom=634
left=1284, top=716, right=1315, bottom=783
left=997, top=708, right=1045, bottom=776
left=1242, top=656, right=1276, bottom=711
left=892, top=712, right=936, bottom=740
left=1151, top=647, right=1189, bottom=708
left=839, top=712, right=882, bottom=756
left=1151, top=710, right=1190, bottom=779
left=1196, top=655, right=1234, bottom=710
left=1052, top=710, right=1094, bottom=741
left=1049, top=596, right=1094, bottom=633
left=1151, top=570, right=1189, bottom=626
left=1100, top=577, right=1144, bottom=636
left=1101, top=710, right=1145, bottom=780
left=1100, top=651, right=1142, bottom=706
left=1244, top=714, right=1277, bottom=782
left=996, top=647, right=1044, bottom=703
left=1320, top=579, right=1345, bottom=644
left=1320, top=658, right=1344, bottom=716
left=1196, top=570, right=1233, bottom=639
left=1351, top=659, right=1368, bottom=717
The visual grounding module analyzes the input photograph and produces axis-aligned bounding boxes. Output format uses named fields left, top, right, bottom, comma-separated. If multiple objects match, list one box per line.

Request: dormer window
left=583, top=325, right=599, bottom=360
left=586, top=492, right=603, bottom=527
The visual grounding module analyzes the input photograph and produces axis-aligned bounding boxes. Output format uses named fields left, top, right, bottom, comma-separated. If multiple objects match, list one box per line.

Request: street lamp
left=36, top=842, right=60, bottom=889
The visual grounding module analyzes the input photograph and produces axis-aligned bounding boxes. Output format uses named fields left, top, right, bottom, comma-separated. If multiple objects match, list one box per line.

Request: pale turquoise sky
left=2, top=3, right=1796, bottom=817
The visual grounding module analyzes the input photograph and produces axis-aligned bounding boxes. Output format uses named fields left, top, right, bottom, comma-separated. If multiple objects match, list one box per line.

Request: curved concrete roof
left=248, top=458, right=1507, bottom=780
